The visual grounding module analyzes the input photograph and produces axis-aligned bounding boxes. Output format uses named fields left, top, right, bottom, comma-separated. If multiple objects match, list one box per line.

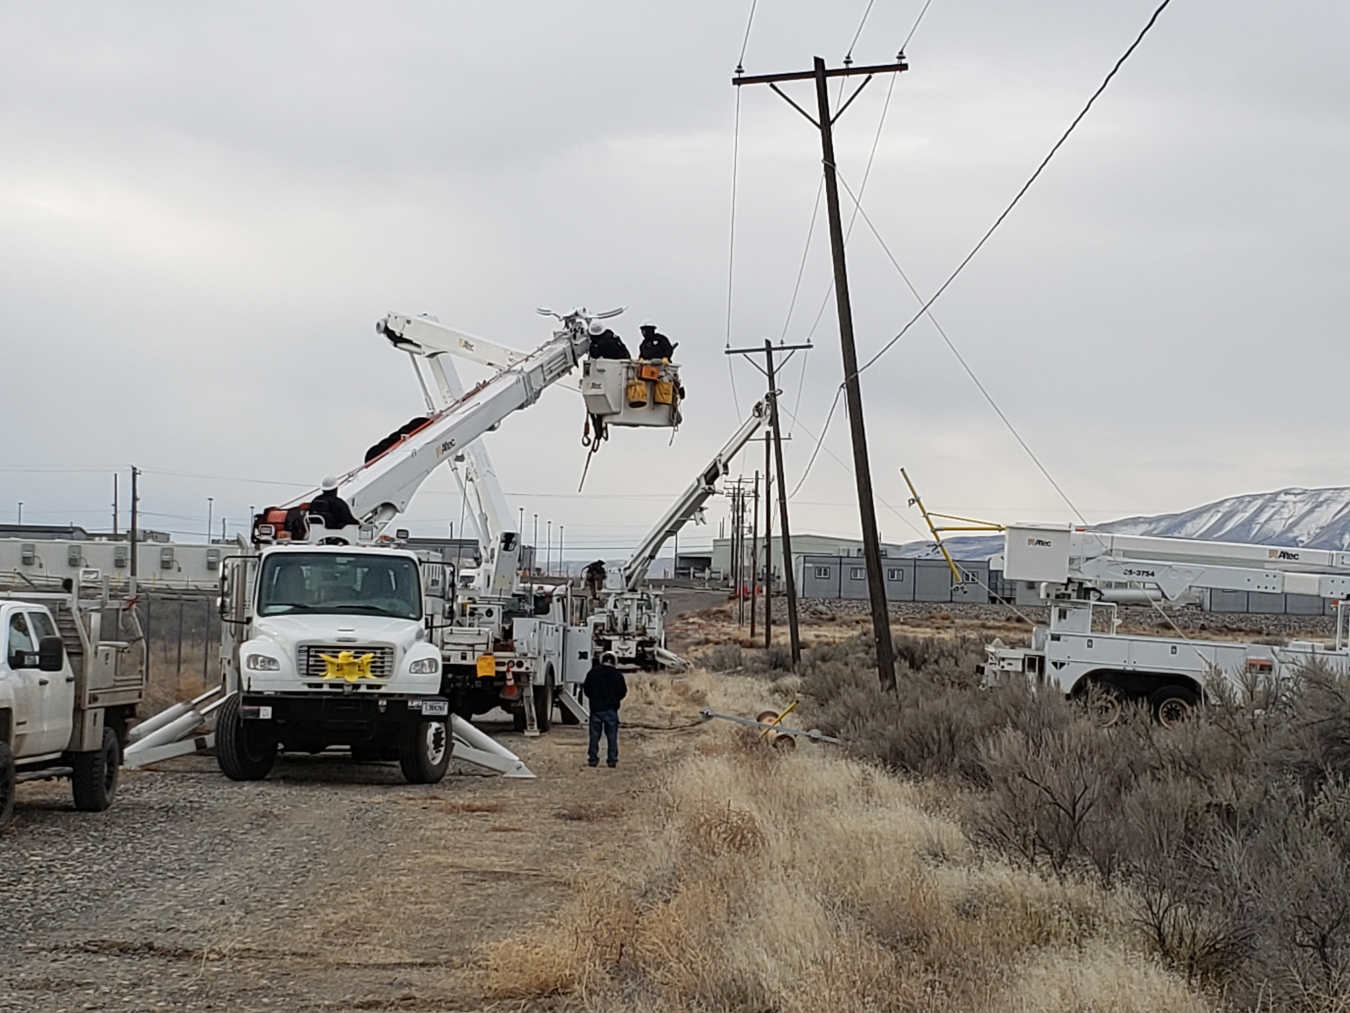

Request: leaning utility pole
left=726, top=342, right=808, bottom=665
left=733, top=54, right=907, bottom=689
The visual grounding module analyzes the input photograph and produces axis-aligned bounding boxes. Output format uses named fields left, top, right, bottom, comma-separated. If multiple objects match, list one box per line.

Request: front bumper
left=239, top=692, right=449, bottom=729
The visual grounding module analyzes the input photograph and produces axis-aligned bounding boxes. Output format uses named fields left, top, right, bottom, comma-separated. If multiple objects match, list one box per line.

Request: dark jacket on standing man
left=582, top=659, right=628, bottom=712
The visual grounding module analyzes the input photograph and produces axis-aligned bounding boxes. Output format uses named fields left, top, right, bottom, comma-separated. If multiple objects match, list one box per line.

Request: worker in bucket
left=309, top=476, right=359, bottom=530
left=637, top=320, right=676, bottom=361
left=583, top=651, right=627, bottom=768
left=584, top=559, right=607, bottom=601
left=587, top=319, right=631, bottom=359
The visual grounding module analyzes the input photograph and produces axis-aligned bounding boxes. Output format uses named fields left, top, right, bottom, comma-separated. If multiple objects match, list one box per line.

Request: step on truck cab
left=218, top=538, right=450, bottom=783
left=0, top=584, right=144, bottom=833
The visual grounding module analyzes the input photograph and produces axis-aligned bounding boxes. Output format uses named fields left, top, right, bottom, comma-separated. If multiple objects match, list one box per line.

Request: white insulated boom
left=287, top=315, right=587, bottom=532
left=621, top=398, right=768, bottom=590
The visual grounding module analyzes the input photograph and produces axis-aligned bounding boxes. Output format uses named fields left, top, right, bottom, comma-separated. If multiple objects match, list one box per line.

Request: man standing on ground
left=583, top=651, right=626, bottom=768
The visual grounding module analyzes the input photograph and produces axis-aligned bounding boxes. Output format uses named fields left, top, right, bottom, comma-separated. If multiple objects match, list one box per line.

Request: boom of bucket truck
left=985, top=523, right=1350, bottom=725
left=392, top=328, right=582, bottom=734
left=382, top=309, right=687, bottom=727
left=588, top=398, right=770, bottom=670
left=193, top=307, right=684, bottom=781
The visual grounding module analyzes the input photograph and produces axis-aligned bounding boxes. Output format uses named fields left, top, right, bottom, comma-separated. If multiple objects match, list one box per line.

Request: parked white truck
left=0, top=584, right=145, bottom=832
left=207, top=305, right=684, bottom=777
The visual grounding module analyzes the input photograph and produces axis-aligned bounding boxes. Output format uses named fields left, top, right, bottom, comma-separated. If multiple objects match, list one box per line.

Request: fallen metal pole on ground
left=698, top=706, right=842, bottom=744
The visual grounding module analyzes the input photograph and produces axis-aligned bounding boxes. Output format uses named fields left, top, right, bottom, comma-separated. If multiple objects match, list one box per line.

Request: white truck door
left=27, top=608, right=76, bottom=754
left=4, top=610, right=48, bottom=757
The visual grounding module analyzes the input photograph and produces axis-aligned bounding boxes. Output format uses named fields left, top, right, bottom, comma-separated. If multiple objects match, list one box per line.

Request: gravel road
left=0, top=717, right=669, bottom=1012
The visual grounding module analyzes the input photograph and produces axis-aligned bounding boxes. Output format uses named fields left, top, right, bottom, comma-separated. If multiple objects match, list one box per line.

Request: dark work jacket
left=588, top=330, right=631, bottom=360
left=583, top=662, right=628, bottom=712
left=310, top=489, right=358, bottom=529
left=638, top=330, right=676, bottom=360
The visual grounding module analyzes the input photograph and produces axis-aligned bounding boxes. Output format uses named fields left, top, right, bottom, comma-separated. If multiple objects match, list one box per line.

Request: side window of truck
left=8, top=612, right=35, bottom=667
left=29, top=610, right=57, bottom=644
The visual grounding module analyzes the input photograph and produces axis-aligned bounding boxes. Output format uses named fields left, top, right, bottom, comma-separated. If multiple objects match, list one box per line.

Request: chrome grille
left=298, top=645, right=395, bottom=679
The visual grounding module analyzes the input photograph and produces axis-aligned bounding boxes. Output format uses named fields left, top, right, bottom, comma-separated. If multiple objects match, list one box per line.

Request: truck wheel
left=72, top=727, right=121, bottom=812
left=1082, top=682, right=1123, bottom=727
left=0, top=741, right=15, bottom=832
left=512, top=707, right=527, bottom=733
left=216, top=694, right=277, bottom=781
left=534, top=669, right=554, bottom=734
left=1151, top=685, right=1197, bottom=727
left=398, top=720, right=449, bottom=784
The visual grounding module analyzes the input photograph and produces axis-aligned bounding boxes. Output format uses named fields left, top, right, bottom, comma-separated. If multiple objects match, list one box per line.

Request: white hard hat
left=641, top=319, right=656, bottom=328
left=588, top=320, right=605, bottom=336
left=321, top=475, right=339, bottom=491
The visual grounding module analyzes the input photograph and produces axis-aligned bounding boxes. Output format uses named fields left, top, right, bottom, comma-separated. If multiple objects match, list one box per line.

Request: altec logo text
left=1027, top=538, right=1054, bottom=547
left=1268, top=549, right=1300, bottom=561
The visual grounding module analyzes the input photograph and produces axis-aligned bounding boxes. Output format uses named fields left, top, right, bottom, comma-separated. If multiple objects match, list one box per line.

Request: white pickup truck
left=0, top=591, right=144, bottom=833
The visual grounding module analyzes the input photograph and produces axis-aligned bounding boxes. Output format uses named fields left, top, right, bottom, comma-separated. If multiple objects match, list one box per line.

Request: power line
left=900, top=0, right=937, bottom=53
left=833, top=167, right=1091, bottom=524
left=857, top=0, right=1176, bottom=377
left=844, top=0, right=877, bottom=62
left=736, top=0, right=758, bottom=68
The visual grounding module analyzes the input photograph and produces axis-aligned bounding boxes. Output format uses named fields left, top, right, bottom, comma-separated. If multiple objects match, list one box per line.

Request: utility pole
left=206, top=497, right=214, bottom=545
left=734, top=55, right=907, bottom=689
left=764, top=340, right=801, bottom=665
left=112, top=474, right=119, bottom=536
left=129, top=467, right=139, bottom=581
left=726, top=343, right=808, bottom=664
left=750, top=471, right=759, bottom=639
left=763, top=430, right=772, bottom=649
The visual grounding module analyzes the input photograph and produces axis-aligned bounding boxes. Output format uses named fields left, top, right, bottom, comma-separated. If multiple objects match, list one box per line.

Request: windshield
left=257, top=553, right=421, bottom=620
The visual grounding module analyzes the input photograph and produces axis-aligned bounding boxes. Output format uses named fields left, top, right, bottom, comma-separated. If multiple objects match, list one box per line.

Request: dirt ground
left=3, top=595, right=1332, bottom=1012
left=0, top=711, right=710, bottom=1012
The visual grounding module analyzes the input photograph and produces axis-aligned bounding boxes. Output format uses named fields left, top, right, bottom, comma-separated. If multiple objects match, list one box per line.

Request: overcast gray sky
left=2, top=0, right=1347, bottom=554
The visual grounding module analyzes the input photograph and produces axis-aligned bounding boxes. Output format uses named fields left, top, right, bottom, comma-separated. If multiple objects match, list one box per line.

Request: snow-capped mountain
left=901, top=487, right=1350, bottom=559
left=1101, top=487, right=1350, bottom=550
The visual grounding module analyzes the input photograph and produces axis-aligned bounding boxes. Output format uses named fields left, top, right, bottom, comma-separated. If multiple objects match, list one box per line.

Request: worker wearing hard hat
left=309, top=476, right=359, bottom=530
left=637, top=320, right=676, bottom=361
left=587, top=319, right=631, bottom=360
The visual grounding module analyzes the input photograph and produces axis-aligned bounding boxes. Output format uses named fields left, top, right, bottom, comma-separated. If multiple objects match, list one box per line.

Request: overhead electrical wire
left=725, top=0, right=761, bottom=420
left=833, top=167, right=1091, bottom=524
left=855, top=0, right=1176, bottom=378
left=789, top=0, right=1172, bottom=511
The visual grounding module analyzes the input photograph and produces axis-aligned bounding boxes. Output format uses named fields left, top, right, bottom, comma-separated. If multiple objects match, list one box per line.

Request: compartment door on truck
left=27, top=609, right=76, bottom=751
left=4, top=610, right=63, bottom=755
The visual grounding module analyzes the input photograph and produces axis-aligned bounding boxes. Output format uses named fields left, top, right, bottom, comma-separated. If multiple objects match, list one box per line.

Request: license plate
left=420, top=699, right=449, bottom=717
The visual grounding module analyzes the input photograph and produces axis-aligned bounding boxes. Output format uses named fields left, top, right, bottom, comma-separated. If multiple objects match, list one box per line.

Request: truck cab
left=1, top=594, right=138, bottom=832
left=218, top=543, right=450, bottom=783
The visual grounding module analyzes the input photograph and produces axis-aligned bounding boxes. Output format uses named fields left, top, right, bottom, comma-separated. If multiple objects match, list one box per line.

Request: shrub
left=802, top=634, right=1350, bottom=1011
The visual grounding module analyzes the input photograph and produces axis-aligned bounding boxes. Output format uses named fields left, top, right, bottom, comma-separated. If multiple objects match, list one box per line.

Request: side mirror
left=38, top=635, right=64, bottom=672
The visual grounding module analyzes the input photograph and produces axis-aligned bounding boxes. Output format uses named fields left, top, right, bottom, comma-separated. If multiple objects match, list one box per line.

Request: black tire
left=72, top=726, right=120, bottom=812
left=398, top=720, right=450, bottom=784
left=216, top=694, right=277, bottom=781
left=0, top=741, right=15, bottom=833
left=512, top=707, right=527, bottom=733
left=534, top=669, right=554, bottom=734
left=1151, top=685, right=1197, bottom=727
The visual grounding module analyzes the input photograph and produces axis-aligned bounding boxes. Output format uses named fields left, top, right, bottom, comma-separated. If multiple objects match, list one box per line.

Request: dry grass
left=483, top=693, right=1210, bottom=1012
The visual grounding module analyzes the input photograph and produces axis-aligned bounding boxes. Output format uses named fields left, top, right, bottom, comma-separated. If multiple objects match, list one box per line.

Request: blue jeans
left=588, top=709, right=619, bottom=766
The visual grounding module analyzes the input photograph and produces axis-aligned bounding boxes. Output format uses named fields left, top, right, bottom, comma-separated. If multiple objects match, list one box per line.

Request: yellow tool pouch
left=653, top=380, right=675, bottom=405
left=626, top=379, right=649, bottom=407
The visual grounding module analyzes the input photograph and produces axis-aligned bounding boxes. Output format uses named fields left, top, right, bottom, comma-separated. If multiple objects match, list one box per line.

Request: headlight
left=245, top=654, right=282, bottom=671
left=408, top=657, right=440, bottom=675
